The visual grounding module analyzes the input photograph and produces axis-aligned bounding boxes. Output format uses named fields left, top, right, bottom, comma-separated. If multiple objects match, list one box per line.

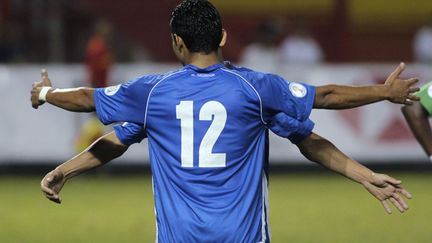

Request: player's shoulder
left=223, top=63, right=285, bottom=86
left=126, top=68, right=188, bottom=88
left=123, top=74, right=159, bottom=88
left=225, top=64, right=316, bottom=101
left=127, top=74, right=163, bottom=86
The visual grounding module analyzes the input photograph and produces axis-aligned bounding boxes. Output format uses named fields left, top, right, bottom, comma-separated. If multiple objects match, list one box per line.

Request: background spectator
left=240, top=17, right=285, bottom=70
left=413, top=14, right=432, bottom=63
left=280, top=18, right=324, bottom=64
left=74, top=19, right=113, bottom=153
left=85, top=19, right=113, bottom=88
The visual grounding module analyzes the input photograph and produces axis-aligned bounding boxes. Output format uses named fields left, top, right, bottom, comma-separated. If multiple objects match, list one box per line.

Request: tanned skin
left=32, top=30, right=414, bottom=214
left=31, top=63, right=418, bottom=112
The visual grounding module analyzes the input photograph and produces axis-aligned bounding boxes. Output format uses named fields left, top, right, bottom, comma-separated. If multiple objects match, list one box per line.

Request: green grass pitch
left=0, top=172, right=431, bottom=242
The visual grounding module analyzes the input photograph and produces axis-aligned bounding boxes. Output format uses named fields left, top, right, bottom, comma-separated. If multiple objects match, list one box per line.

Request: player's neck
left=186, top=52, right=221, bottom=69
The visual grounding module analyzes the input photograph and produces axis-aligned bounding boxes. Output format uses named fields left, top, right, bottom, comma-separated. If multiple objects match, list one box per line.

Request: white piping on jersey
left=221, top=68, right=267, bottom=125
left=264, top=172, right=271, bottom=240
left=260, top=172, right=270, bottom=243
left=152, top=177, right=158, bottom=243
left=143, top=69, right=188, bottom=129
left=144, top=70, right=186, bottom=241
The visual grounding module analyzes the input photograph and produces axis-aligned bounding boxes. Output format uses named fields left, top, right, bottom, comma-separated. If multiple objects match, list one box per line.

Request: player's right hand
left=384, top=62, right=420, bottom=105
left=31, top=69, right=52, bottom=109
left=41, top=168, right=65, bottom=204
left=362, top=173, right=412, bottom=214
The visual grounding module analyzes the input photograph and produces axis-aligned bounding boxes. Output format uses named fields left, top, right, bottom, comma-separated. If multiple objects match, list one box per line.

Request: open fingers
left=389, top=197, right=405, bottom=213
left=389, top=62, right=405, bottom=80
left=406, top=77, right=419, bottom=85
left=392, top=193, right=409, bottom=210
left=407, top=94, right=420, bottom=101
left=408, top=86, right=420, bottom=93
left=396, top=187, right=413, bottom=199
left=381, top=200, right=392, bottom=214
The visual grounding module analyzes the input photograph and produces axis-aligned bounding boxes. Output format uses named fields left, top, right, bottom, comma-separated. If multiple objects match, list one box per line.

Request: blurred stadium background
left=1, top=0, right=432, bottom=242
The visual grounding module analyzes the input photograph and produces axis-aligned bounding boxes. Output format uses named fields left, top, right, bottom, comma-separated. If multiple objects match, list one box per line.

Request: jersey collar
left=184, top=63, right=225, bottom=73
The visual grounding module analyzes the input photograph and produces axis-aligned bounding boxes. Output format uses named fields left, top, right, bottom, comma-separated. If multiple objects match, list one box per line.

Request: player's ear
left=171, top=34, right=181, bottom=50
left=219, top=29, right=227, bottom=47
left=173, top=34, right=186, bottom=51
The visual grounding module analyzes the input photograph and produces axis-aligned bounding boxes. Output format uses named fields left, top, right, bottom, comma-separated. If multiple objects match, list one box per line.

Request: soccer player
left=402, top=81, right=432, bottom=162
left=74, top=19, right=113, bottom=153
left=31, top=1, right=416, bottom=242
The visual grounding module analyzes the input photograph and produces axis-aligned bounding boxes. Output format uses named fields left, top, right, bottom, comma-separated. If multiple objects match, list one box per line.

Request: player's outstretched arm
left=314, top=62, right=419, bottom=109
left=296, top=132, right=412, bottom=214
left=402, top=102, right=432, bottom=160
left=41, top=131, right=128, bottom=204
left=31, top=69, right=95, bottom=112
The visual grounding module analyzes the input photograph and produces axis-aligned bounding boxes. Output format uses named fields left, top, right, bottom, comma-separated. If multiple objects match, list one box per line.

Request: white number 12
left=176, top=101, right=227, bottom=168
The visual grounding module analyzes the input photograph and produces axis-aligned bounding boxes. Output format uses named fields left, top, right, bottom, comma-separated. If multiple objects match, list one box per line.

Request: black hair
left=170, top=0, right=222, bottom=54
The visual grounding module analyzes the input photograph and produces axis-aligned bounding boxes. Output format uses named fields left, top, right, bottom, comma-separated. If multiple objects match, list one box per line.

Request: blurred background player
left=405, top=12, right=432, bottom=162
left=74, top=19, right=113, bottom=153
left=86, top=19, right=113, bottom=89
left=240, top=17, right=285, bottom=70
left=279, top=17, right=324, bottom=64
left=402, top=81, right=432, bottom=162
left=240, top=16, right=324, bottom=71
left=413, top=13, right=432, bottom=63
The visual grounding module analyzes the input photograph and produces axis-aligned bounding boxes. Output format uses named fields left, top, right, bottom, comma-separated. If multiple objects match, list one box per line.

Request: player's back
left=145, top=63, right=271, bottom=242
left=95, top=61, right=314, bottom=242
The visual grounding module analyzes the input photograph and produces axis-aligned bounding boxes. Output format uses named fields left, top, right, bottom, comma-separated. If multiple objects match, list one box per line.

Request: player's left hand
left=384, top=62, right=420, bottom=105
left=31, top=69, right=52, bottom=109
left=362, top=173, right=412, bottom=214
left=40, top=168, right=65, bottom=204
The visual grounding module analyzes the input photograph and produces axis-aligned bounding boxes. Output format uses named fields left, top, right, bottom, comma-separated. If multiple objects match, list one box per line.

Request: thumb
left=388, top=62, right=405, bottom=80
left=41, top=69, right=52, bottom=86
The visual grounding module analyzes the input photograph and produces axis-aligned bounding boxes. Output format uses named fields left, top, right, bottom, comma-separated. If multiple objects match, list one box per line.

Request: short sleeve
left=269, top=112, right=314, bottom=144
left=250, top=73, right=315, bottom=123
left=94, top=75, right=161, bottom=125
left=245, top=72, right=315, bottom=143
left=114, top=122, right=147, bottom=146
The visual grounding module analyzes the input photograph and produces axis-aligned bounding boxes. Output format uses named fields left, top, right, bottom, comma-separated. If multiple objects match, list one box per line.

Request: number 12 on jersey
left=176, top=101, right=227, bottom=168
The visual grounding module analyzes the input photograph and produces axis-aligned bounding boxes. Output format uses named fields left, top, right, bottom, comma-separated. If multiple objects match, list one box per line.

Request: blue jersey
left=94, top=63, right=315, bottom=242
